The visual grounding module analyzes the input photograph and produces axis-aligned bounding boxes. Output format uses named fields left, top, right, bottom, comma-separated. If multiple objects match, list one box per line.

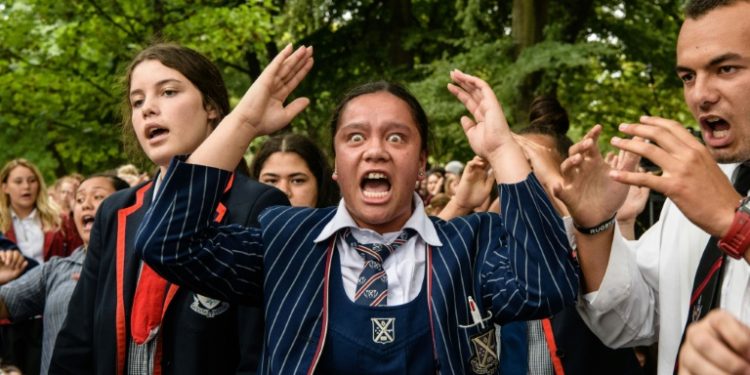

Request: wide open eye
left=349, top=133, right=365, bottom=143
left=386, top=133, right=404, bottom=143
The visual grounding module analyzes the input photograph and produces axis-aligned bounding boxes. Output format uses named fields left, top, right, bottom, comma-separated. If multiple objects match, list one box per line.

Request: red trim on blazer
left=306, top=237, right=336, bottom=375
left=116, top=182, right=152, bottom=375
left=426, top=245, right=438, bottom=367
left=214, top=173, right=234, bottom=223
left=115, top=178, right=235, bottom=374
left=542, top=318, right=566, bottom=375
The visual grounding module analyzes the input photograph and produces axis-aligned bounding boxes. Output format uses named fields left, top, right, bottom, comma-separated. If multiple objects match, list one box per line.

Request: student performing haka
left=135, top=45, right=579, bottom=374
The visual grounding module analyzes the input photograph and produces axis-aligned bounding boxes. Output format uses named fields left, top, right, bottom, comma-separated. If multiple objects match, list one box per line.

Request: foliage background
left=0, top=0, right=693, bottom=181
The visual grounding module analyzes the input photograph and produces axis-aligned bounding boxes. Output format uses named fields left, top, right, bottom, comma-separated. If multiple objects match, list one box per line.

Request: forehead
left=130, top=59, right=189, bottom=91
left=677, top=2, right=750, bottom=66
left=338, top=91, right=418, bottom=132
left=261, top=152, right=311, bottom=173
left=8, top=166, right=35, bottom=178
left=78, top=177, right=114, bottom=193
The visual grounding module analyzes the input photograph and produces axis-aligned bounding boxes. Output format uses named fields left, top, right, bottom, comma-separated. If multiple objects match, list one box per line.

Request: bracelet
left=573, top=213, right=617, bottom=235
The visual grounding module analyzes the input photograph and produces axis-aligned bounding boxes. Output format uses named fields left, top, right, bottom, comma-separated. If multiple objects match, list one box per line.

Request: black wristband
left=573, top=213, right=617, bottom=235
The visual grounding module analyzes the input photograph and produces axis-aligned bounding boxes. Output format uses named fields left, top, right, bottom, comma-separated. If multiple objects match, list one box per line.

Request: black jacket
left=50, top=173, right=288, bottom=375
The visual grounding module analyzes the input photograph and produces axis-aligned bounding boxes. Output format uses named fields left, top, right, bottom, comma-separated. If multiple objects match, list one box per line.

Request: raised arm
left=136, top=46, right=312, bottom=303
left=447, top=71, right=578, bottom=319
left=553, top=125, right=639, bottom=292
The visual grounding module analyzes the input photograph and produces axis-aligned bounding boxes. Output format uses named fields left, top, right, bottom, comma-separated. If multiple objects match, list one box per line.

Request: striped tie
left=344, top=229, right=413, bottom=306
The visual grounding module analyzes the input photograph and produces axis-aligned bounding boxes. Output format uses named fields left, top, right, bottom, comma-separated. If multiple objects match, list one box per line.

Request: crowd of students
left=0, top=0, right=749, bottom=374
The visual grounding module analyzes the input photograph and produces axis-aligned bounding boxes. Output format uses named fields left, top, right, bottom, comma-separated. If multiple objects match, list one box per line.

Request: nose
left=140, top=96, right=159, bottom=118
left=689, top=75, right=720, bottom=111
left=362, top=138, right=390, bottom=163
left=277, top=180, right=292, bottom=198
left=79, top=195, right=95, bottom=211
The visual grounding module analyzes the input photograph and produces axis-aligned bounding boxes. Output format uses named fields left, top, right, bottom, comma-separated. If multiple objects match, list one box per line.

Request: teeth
left=713, top=129, right=729, bottom=139
left=363, top=191, right=389, bottom=198
left=366, top=172, right=386, bottom=179
left=706, top=117, right=722, bottom=123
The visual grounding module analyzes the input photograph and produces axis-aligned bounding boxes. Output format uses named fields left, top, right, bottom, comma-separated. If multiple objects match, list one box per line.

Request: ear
left=332, top=162, right=338, bottom=181
left=417, top=151, right=428, bottom=181
left=207, top=106, right=219, bottom=121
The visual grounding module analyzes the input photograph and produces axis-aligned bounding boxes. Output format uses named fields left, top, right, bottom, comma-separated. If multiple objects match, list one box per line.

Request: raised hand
left=554, top=125, right=638, bottom=227
left=438, top=157, right=495, bottom=219
left=230, top=44, right=314, bottom=136
left=0, top=250, right=28, bottom=285
left=447, top=70, right=530, bottom=183
left=610, top=116, right=740, bottom=237
left=189, top=44, right=314, bottom=171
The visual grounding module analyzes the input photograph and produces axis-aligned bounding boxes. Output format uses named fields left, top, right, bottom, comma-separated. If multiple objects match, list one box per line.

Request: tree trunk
left=511, top=0, right=548, bottom=127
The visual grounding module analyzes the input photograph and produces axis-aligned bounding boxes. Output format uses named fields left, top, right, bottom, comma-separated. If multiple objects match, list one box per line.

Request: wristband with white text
left=573, top=213, right=617, bottom=235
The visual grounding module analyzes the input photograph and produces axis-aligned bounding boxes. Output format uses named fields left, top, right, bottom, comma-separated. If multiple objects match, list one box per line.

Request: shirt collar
left=11, top=208, right=37, bottom=221
left=314, top=192, right=443, bottom=247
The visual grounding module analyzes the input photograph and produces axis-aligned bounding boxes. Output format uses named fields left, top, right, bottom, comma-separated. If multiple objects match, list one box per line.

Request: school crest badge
left=190, top=294, right=230, bottom=318
left=372, top=317, right=395, bottom=344
left=469, top=328, right=498, bottom=374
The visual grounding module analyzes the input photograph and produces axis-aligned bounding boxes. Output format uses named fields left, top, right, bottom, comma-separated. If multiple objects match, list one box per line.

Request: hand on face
left=0, top=250, right=28, bottom=285
left=230, top=44, right=314, bottom=136
left=554, top=125, right=638, bottom=227
left=610, top=116, right=740, bottom=237
left=678, top=309, right=750, bottom=375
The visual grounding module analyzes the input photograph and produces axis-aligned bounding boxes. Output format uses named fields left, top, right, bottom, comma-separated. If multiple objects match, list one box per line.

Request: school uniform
left=5, top=212, right=82, bottom=262
left=49, top=172, right=289, bottom=375
left=135, top=159, right=580, bottom=375
left=1, top=213, right=81, bottom=375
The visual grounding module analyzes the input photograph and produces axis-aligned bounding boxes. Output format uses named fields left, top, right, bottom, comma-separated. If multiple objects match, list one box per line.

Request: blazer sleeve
left=135, top=158, right=266, bottom=305
left=50, top=205, right=108, bottom=373
left=479, top=173, right=579, bottom=322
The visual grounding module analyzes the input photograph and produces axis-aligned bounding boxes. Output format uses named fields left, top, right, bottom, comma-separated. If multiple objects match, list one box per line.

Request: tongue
left=363, top=179, right=390, bottom=193
left=713, top=121, right=729, bottom=131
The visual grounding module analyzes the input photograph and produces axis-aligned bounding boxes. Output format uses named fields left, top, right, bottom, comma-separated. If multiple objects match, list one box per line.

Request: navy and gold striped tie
left=344, top=229, right=413, bottom=306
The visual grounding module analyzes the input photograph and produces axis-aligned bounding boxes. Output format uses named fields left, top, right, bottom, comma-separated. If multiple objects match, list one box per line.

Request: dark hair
left=120, top=43, right=230, bottom=161
left=250, top=133, right=339, bottom=207
left=329, top=81, right=430, bottom=155
left=684, top=0, right=747, bottom=18
left=528, top=95, right=569, bottom=135
left=521, top=95, right=574, bottom=157
left=84, top=173, right=130, bottom=192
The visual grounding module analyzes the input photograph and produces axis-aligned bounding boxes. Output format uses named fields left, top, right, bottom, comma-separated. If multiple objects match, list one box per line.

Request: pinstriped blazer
left=136, top=159, right=579, bottom=375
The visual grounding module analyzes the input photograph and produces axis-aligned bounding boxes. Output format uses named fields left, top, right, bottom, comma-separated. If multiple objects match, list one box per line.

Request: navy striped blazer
left=136, top=159, right=579, bottom=375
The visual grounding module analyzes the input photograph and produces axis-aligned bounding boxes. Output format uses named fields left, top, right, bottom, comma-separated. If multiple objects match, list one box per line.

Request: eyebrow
left=676, top=52, right=743, bottom=73
left=129, top=78, right=183, bottom=97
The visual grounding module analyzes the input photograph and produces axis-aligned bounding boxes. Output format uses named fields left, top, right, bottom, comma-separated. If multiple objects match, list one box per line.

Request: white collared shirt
left=575, top=162, right=750, bottom=375
left=314, top=193, right=443, bottom=305
left=11, top=208, right=45, bottom=264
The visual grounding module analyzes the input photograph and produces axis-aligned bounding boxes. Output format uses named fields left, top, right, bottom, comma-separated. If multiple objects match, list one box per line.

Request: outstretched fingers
left=272, top=46, right=314, bottom=100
